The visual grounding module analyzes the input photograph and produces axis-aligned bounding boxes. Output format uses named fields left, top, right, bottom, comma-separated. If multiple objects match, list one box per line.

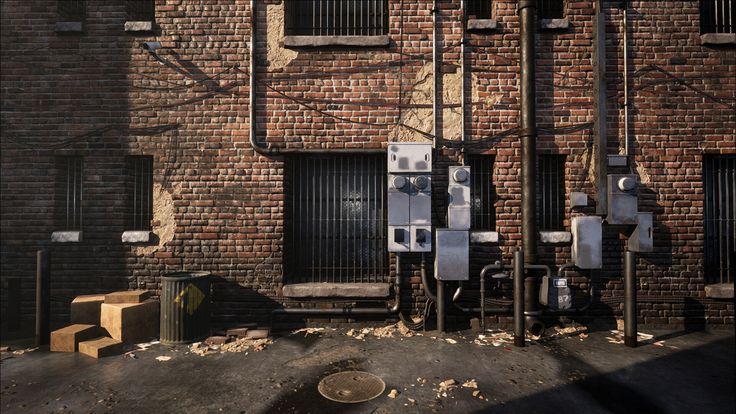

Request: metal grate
left=128, top=156, right=154, bottom=231
left=536, top=154, right=565, bottom=231
left=285, top=155, right=388, bottom=284
left=57, top=0, right=85, bottom=21
left=285, top=0, right=389, bottom=36
left=467, top=0, right=492, bottom=20
left=537, top=0, right=564, bottom=20
left=701, top=0, right=735, bottom=34
left=703, top=155, right=735, bottom=285
left=58, top=156, right=83, bottom=230
left=469, top=155, right=496, bottom=230
left=126, top=0, right=155, bottom=22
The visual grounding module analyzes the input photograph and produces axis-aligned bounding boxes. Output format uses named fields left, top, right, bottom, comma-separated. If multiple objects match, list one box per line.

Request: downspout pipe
left=248, top=0, right=383, bottom=156
left=624, top=250, right=637, bottom=347
left=622, top=0, right=630, bottom=159
left=460, top=0, right=467, bottom=165
left=432, top=0, right=440, bottom=149
left=514, top=249, right=525, bottom=347
left=593, top=0, right=608, bottom=213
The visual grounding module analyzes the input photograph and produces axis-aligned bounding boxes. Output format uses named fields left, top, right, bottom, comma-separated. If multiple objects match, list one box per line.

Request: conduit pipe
left=624, top=250, right=637, bottom=347
left=622, top=1, right=630, bottom=158
left=460, top=0, right=467, bottom=165
left=432, top=0, right=440, bottom=149
left=452, top=262, right=514, bottom=331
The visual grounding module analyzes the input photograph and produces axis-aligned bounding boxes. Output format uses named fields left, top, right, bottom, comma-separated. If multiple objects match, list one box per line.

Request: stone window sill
left=700, top=33, right=736, bottom=45
left=51, top=231, right=82, bottom=243
left=55, top=22, right=83, bottom=33
left=539, top=18, right=569, bottom=30
left=470, top=231, right=499, bottom=244
left=121, top=230, right=154, bottom=244
left=282, top=282, right=390, bottom=298
left=124, top=21, right=154, bottom=33
left=705, top=283, right=734, bottom=299
left=283, top=35, right=390, bottom=47
left=539, top=231, right=572, bottom=244
left=467, top=19, right=497, bottom=31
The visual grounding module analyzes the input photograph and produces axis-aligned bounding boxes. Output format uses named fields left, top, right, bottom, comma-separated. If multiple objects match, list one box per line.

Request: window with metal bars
left=127, top=156, right=154, bottom=231
left=284, top=0, right=389, bottom=36
left=467, top=0, right=492, bottom=20
left=284, top=156, right=388, bottom=284
left=469, top=155, right=496, bottom=231
left=700, top=0, right=735, bottom=34
left=56, top=156, right=83, bottom=231
left=703, top=155, right=735, bottom=285
left=126, top=0, right=155, bottom=22
left=57, top=0, right=85, bottom=21
left=536, top=154, right=566, bottom=231
left=537, top=0, right=564, bottom=19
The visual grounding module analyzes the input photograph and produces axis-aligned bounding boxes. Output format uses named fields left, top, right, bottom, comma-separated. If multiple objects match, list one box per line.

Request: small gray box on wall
left=629, top=212, right=654, bottom=252
left=571, top=216, right=602, bottom=269
left=387, top=143, right=432, bottom=173
left=606, top=174, right=639, bottom=224
left=447, top=166, right=471, bottom=230
left=434, top=229, right=469, bottom=280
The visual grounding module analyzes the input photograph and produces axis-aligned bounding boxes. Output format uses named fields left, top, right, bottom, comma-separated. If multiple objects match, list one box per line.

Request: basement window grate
left=126, top=0, right=155, bottom=22
left=537, top=154, right=566, bottom=231
left=285, top=0, right=389, bottom=36
left=285, top=155, right=388, bottom=284
left=127, top=156, right=154, bottom=231
left=701, top=0, right=736, bottom=34
left=57, top=0, right=85, bottom=21
left=469, top=155, right=496, bottom=231
left=537, top=0, right=564, bottom=20
left=467, top=1, right=493, bottom=20
left=57, top=156, right=83, bottom=231
left=703, top=155, right=735, bottom=285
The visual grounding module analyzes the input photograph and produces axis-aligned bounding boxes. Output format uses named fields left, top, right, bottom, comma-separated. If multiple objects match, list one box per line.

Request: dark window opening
left=703, top=155, right=735, bottom=285
left=467, top=1, right=492, bottom=20
left=700, top=0, right=735, bottom=34
left=285, top=156, right=388, bottom=284
left=536, top=154, right=565, bottom=231
left=56, top=156, right=83, bottom=231
left=537, top=0, right=564, bottom=20
left=126, top=0, right=155, bottom=22
left=127, top=156, right=154, bottom=231
left=284, top=0, right=389, bottom=36
left=469, top=155, right=496, bottom=231
left=57, top=0, right=85, bottom=21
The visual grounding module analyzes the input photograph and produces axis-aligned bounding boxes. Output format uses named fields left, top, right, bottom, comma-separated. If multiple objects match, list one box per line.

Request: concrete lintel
left=700, top=33, right=736, bottom=45
left=121, top=230, right=153, bottom=244
left=570, top=192, right=588, bottom=208
left=467, top=19, right=498, bottom=31
left=539, top=18, right=570, bottom=30
left=282, top=283, right=390, bottom=298
left=470, top=231, right=499, bottom=244
left=705, top=283, right=734, bottom=299
left=539, top=231, right=572, bottom=244
left=283, top=35, right=390, bottom=47
left=124, top=21, right=154, bottom=32
left=55, top=22, right=83, bottom=33
left=51, top=231, right=82, bottom=243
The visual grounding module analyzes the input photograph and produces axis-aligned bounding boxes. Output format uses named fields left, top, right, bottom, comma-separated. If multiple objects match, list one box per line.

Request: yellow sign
left=174, top=283, right=205, bottom=315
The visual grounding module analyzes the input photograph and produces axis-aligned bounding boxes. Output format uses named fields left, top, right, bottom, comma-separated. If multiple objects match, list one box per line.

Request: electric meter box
left=539, top=276, right=572, bottom=310
left=387, top=143, right=432, bottom=173
left=447, top=166, right=471, bottom=230
left=571, top=216, right=603, bottom=269
left=629, top=212, right=654, bottom=252
left=434, top=229, right=469, bottom=280
left=607, top=174, right=639, bottom=225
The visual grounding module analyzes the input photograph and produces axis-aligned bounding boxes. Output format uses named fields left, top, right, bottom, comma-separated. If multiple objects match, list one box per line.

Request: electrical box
left=571, top=216, right=603, bottom=269
left=606, top=174, right=639, bottom=225
left=539, top=276, right=572, bottom=310
left=387, top=143, right=432, bottom=252
left=434, top=229, right=469, bottom=280
left=629, top=212, right=654, bottom=252
left=447, top=166, right=471, bottom=230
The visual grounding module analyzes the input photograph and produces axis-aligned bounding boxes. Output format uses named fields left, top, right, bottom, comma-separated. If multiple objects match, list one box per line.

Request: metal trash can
left=160, top=271, right=211, bottom=345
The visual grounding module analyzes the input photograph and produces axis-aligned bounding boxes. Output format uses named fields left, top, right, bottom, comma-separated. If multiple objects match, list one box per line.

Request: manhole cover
left=317, top=371, right=386, bottom=403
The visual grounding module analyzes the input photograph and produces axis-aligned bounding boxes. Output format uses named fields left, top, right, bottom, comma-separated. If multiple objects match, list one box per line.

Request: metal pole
left=35, top=249, right=50, bottom=346
left=624, top=250, right=637, bottom=347
left=480, top=264, right=486, bottom=330
left=432, top=0, right=440, bottom=148
left=437, top=279, right=446, bottom=332
left=622, top=1, right=629, bottom=158
left=593, top=0, right=609, bottom=213
left=514, top=249, right=525, bottom=347
left=460, top=0, right=466, bottom=164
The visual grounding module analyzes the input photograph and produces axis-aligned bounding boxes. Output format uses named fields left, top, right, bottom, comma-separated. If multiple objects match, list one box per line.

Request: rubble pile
left=189, top=327, right=273, bottom=356
left=345, top=321, right=415, bottom=340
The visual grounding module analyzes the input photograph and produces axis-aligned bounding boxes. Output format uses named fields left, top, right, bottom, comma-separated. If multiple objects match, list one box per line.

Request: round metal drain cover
left=317, top=371, right=386, bottom=404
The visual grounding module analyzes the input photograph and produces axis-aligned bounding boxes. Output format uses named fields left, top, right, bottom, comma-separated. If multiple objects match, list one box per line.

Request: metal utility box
left=388, top=225, right=411, bottom=252
left=434, top=229, right=469, bottom=280
left=447, top=166, right=471, bottom=230
left=571, top=216, right=603, bottom=269
left=629, top=212, right=654, bottom=252
left=539, top=276, right=572, bottom=310
left=410, top=225, right=432, bottom=252
left=387, top=143, right=432, bottom=173
left=606, top=174, right=639, bottom=224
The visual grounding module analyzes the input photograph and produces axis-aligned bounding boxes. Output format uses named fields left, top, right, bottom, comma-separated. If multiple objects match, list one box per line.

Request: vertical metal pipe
left=432, top=0, right=439, bottom=148
left=437, top=279, right=445, bottom=332
left=624, top=250, right=637, bottom=347
left=519, top=0, right=538, bottom=265
left=593, top=0, right=609, bottom=213
left=35, top=249, right=50, bottom=346
left=622, top=1, right=629, bottom=157
left=514, top=249, right=525, bottom=347
left=460, top=0, right=467, bottom=165
left=480, top=264, right=486, bottom=330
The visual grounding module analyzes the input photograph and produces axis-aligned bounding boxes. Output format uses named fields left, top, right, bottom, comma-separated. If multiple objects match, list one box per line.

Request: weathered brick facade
left=1, top=1, right=734, bottom=329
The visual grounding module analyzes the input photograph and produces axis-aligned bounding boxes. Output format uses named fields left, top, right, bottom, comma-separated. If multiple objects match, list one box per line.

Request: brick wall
left=1, top=1, right=733, bottom=329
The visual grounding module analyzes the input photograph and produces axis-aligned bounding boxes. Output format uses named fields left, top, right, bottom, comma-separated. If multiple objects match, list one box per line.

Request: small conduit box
left=629, top=212, right=654, bottom=252
left=434, top=229, right=469, bottom=281
left=571, top=216, right=603, bottom=269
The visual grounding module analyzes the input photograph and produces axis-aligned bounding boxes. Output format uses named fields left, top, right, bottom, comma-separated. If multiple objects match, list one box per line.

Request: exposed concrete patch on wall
left=267, top=2, right=298, bottom=70
left=134, top=183, right=177, bottom=256
left=636, top=162, right=652, bottom=184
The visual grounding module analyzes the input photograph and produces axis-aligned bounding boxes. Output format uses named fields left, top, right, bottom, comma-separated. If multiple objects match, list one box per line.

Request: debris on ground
left=406, top=397, right=417, bottom=406
left=155, top=356, right=171, bottom=362
left=0, top=346, right=10, bottom=353
left=11, top=347, right=38, bottom=356
left=290, top=327, right=326, bottom=336
left=416, top=377, right=427, bottom=385
left=474, top=330, right=514, bottom=347
left=387, top=389, right=399, bottom=399
left=472, top=390, right=486, bottom=400
left=190, top=336, right=273, bottom=356
left=445, top=338, right=457, bottom=344
left=462, top=379, right=478, bottom=389
left=345, top=322, right=414, bottom=340
left=567, top=370, right=586, bottom=382
left=204, top=336, right=230, bottom=346
left=606, top=330, right=655, bottom=345
left=579, top=333, right=589, bottom=340
left=135, top=340, right=160, bottom=351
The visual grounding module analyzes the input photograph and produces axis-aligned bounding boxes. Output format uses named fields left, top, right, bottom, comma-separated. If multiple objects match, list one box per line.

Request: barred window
left=57, top=0, right=85, bottom=21
left=285, top=0, right=389, bottom=36
left=126, top=0, right=155, bottom=22
left=469, top=155, right=496, bottom=231
left=127, top=156, right=154, bottom=231
left=467, top=1, right=492, bottom=20
left=536, top=154, right=566, bottom=231
left=700, top=0, right=735, bottom=34
left=56, top=156, right=83, bottom=231
left=703, top=155, right=735, bottom=285
left=537, top=0, right=564, bottom=20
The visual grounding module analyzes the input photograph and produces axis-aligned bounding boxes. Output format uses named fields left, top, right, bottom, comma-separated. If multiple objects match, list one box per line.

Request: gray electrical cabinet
left=447, top=166, right=471, bottom=230
left=606, top=174, right=639, bottom=225
left=629, top=212, right=654, bottom=252
left=434, top=229, right=469, bottom=280
left=571, top=216, right=603, bottom=269
left=387, top=143, right=433, bottom=252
